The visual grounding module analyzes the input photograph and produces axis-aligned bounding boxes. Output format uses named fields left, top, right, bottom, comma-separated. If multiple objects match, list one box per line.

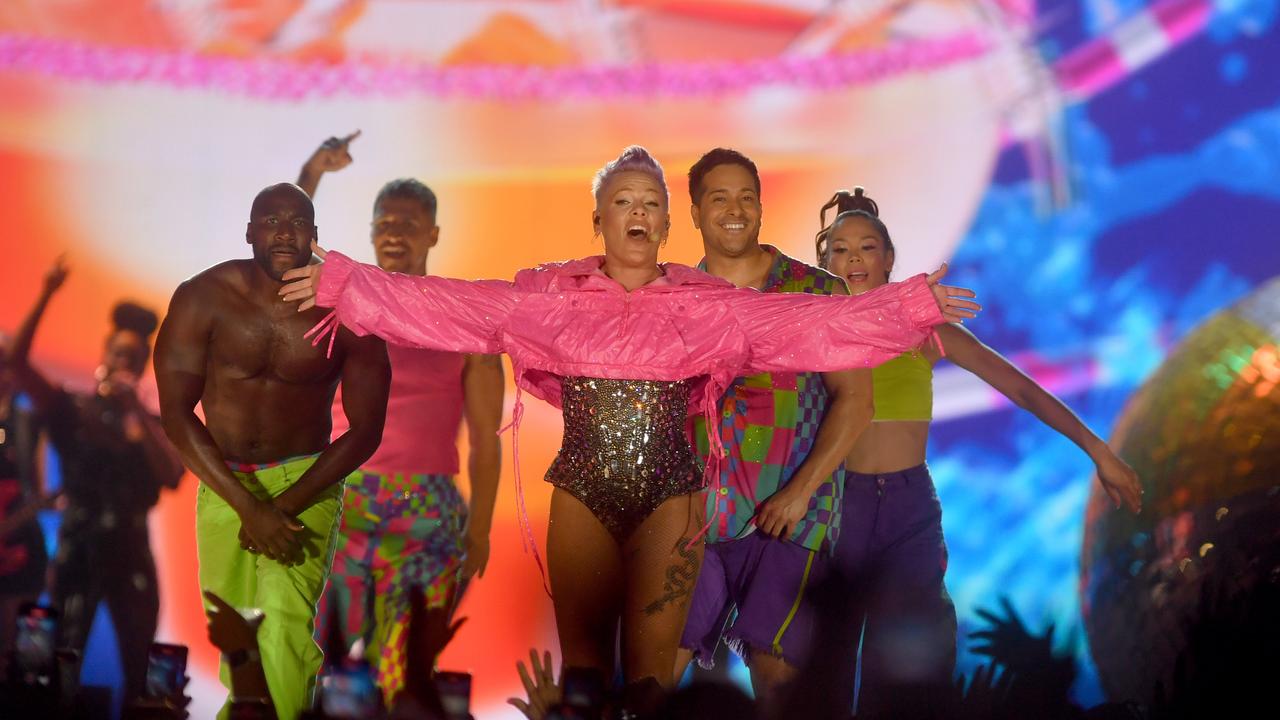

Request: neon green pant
left=196, top=455, right=344, bottom=720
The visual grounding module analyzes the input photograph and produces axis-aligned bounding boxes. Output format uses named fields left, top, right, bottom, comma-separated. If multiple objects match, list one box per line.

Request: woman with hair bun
left=816, top=187, right=1142, bottom=715
left=281, top=147, right=981, bottom=700
left=8, top=257, right=185, bottom=709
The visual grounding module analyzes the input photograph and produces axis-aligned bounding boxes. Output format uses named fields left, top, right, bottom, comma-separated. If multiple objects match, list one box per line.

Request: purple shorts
left=679, top=531, right=825, bottom=669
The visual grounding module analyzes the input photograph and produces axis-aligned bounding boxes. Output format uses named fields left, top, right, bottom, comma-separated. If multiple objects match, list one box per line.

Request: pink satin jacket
left=309, top=250, right=945, bottom=567
left=313, top=250, right=944, bottom=417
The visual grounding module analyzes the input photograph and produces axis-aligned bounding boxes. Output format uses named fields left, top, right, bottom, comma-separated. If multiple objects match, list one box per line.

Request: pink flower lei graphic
left=0, top=32, right=989, bottom=101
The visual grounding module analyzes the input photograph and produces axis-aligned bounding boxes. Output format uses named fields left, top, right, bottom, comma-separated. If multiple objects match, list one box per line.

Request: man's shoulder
left=662, top=262, right=736, bottom=289
left=182, top=259, right=247, bottom=286
left=174, top=261, right=249, bottom=301
left=769, top=248, right=847, bottom=296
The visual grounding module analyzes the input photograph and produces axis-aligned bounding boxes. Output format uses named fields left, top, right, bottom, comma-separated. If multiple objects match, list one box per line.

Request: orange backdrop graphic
left=0, top=2, right=1038, bottom=715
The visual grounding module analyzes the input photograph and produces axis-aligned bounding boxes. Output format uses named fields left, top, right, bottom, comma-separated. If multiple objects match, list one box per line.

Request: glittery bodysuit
left=546, top=377, right=703, bottom=543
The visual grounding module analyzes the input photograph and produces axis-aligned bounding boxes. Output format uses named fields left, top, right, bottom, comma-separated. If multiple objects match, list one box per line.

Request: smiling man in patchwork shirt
left=674, top=148, right=876, bottom=700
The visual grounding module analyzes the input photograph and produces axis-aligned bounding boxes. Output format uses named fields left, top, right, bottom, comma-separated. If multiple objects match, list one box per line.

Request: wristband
left=223, top=647, right=261, bottom=668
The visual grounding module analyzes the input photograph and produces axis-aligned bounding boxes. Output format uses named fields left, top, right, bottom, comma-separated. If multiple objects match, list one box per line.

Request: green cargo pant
left=197, top=454, right=344, bottom=720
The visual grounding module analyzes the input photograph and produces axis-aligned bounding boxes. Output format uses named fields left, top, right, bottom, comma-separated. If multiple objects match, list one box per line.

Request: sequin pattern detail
left=547, top=376, right=703, bottom=543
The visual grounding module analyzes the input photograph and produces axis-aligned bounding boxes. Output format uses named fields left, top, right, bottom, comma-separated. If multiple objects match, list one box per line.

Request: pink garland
left=0, top=32, right=989, bottom=101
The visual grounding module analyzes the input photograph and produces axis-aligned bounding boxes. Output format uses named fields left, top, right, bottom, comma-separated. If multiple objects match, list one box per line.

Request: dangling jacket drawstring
left=497, top=383, right=553, bottom=598
left=304, top=310, right=341, bottom=358
left=685, top=380, right=726, bottom=551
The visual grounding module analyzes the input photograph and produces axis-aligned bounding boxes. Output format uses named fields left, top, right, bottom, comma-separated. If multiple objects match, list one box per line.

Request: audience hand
left=203, top=589, right=264, bottom=655
left=508, top=649, right=561, bottom=720
left=957, top=662, right=1011, bottom=717
left=970, top=597, right=1055, bottom=671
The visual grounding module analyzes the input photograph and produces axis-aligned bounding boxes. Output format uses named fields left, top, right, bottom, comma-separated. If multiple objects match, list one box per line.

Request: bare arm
left=755, top=368, right=874, bottom=539
left=272, top=330, right=390, bottom=515
left=936, top=323, right=1142, bottom=513
left=156, top=280, right=257, bottom=512
left=156, top=279, right=304, bottom=560
left=794, top=368, right=874, bottom=495
left=105, top=371, right=185, bottom=490
left=459, top=353, right=504, bottom=580
left=9, top=259, right=69, bottom=415
left=124, top=399, right=186, bottom=490
left=295, top=130, right=360, bottom=198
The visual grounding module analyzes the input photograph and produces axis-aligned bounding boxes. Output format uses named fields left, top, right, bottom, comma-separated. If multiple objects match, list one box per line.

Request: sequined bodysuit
left=546, top=377, right=703, bottom=543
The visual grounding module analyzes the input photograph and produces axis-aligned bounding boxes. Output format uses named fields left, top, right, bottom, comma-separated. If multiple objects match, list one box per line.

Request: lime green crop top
left=871, top=349, right=933, bottom=421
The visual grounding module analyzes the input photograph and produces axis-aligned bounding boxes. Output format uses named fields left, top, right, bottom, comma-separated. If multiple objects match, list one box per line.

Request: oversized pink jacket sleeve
left=314, top=251, right=517, bottom=355
left=732, top=273, right=944, bottom=374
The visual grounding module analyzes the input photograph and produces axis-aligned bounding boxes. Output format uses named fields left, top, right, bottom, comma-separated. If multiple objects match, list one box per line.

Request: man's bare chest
left=209, top=299, right=339, bottom=386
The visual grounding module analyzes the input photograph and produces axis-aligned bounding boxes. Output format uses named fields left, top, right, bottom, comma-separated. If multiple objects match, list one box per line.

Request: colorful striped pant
left=316, top=470, right=468, bottom=703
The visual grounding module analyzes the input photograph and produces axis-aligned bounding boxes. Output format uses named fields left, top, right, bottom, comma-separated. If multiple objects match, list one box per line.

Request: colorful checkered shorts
left=316, top=470, right=467, bottom=703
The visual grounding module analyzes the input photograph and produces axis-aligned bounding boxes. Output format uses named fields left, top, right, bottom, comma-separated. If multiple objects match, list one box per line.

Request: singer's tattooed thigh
left=643, top=537, right=698, bottom=616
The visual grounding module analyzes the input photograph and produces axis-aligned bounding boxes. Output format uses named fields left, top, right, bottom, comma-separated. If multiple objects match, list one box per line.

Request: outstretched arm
left=936, top=323, right=1142, bottom=513
left=155, top=279, right=304, bottom=561
left=9, top=257, right=70, bottom=414
left=272, top=331, right=390, bottom=515
left=460, top=353, right=504, bottom=580
left=295, top=130, right=360, bottom=198
left=735, top=269, right=978, bottom=375
left=280, top=244, right=516, bottom=354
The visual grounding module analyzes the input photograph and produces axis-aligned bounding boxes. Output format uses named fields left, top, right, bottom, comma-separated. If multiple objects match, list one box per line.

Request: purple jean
left=680, top=531, right=824, bottom=669
left=832, top=464, right=956, bottom=714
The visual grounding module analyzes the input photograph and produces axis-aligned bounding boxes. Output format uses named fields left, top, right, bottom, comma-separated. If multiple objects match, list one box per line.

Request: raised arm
left=734, top=272, right=971, bottom=374
left=155, top=279, right=304, bottom=562
left=280, top=246, right=517, bottom=354
left=295, top=130, right=360, bottom=198
left=935, top=323, right=1142, bottom=513
left=272, top=330, right=390, bottom=516
left=9, top=257, right=70, bottom=414
left=459, top=352, right=504, bottom=580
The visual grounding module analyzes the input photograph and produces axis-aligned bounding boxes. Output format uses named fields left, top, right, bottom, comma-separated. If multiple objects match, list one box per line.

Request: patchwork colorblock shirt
left=693, top=246, right=849, bottom=552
